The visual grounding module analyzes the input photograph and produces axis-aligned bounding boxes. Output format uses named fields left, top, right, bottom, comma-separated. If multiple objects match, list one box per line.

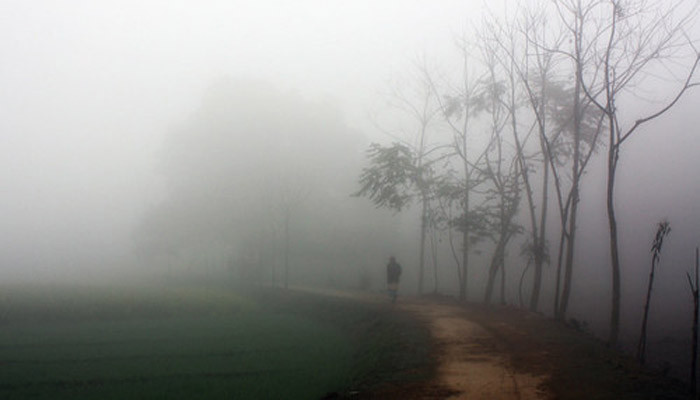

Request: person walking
left=386, top=256, right=402, bottom=303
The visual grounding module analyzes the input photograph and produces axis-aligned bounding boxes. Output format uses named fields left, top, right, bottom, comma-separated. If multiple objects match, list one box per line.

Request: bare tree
left=636, top=220, right=671, bottom=364
left=427, top=39, right=493, bottom=302
left=483, top=5, right=560, bottom=311
left=475, top=34, right=524, bottom=305
left=531, top=1, right=609, bottom=319
left=567, top=0, right=700, bottom=345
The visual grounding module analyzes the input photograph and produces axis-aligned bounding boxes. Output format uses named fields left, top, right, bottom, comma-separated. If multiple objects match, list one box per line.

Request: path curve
left=296, top=288, right=551, bottom=399
left=400, top=300, right=550, bottom=400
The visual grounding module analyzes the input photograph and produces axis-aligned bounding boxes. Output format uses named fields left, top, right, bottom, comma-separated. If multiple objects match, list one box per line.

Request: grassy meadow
left=0, top=284, right=426, bottom=399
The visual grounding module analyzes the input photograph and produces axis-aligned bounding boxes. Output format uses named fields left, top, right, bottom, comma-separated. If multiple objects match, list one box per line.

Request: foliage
left=355, top=142, right=422, bottom=211
left=543, top=81, right=605, bottom=166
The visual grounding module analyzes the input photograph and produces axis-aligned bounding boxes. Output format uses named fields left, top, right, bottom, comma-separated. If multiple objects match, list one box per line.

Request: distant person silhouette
left=386, top=256, right=402, bottom=303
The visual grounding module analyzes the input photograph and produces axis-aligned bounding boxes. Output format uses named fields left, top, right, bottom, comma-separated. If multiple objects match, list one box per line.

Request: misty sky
left=1, top=0, right=699, bottom=334
left=0, top=0, right=483, bottom=278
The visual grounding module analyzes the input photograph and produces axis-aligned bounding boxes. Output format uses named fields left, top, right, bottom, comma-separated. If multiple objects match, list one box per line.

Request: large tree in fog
left=135, top=78, right=363, bottom=282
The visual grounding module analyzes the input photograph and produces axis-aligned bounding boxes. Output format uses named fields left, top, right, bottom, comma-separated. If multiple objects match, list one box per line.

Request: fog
left=0, top=0, right=479, bottom=281
left=2, top=0, right=700, bottom=372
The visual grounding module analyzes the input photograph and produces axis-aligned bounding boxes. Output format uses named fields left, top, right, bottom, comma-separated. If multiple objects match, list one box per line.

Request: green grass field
left=0, top=285, right=357, bottom=399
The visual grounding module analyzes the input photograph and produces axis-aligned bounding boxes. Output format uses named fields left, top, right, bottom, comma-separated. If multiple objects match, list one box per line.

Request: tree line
left=356, top=0, right=700, bottom=346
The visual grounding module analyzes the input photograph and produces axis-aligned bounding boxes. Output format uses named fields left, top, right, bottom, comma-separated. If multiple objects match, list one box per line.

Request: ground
left=301, top=288, right=692, bottom=399
left=0, top=284, right=692, bottom=399
left=404, top=300, right=546, bottom=399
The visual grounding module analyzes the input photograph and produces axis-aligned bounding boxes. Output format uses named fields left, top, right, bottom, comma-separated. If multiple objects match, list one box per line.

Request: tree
left=637, top=220, right=671, bottom=364
left=567, top=0, right=700, bottom=345
left=426, top=39, right=495, bottom=302
left=137, top=78, right=364, bottom=283
left=483, top=6, right=558, bottom=311
left=528, top=13, right=607, bottom=319
left=473, top=37, right=524, bottom=305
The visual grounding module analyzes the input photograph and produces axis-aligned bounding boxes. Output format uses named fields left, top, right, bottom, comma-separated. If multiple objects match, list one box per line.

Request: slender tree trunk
left=459, top=184, right=469, bottom=301
left=461, top=220, right=469, bottom=301
left=418, top=196, right=428, bottom=295
left=519, top=259, right=532, bottom=308
left=554, top=230, right=567, bottom=318
left=637, top=254, right=656, bottom=364
left=530, top=250, right=543, bottom=311
left=511, top=111, right=538, bottom=310
left=529, top=148, right=549, bottom=312
left=430, top=225, right=439, bottom=294
left=486, top=199, right=509, bottom=305
left=638, top=222, right=671, bottom=364
left=460, top=99, right=470, bottom=302
left=500, top=253, right=506, bottom=305
left=558, top=77, right=582, bottom=319
left=607, top=128, right=621, bottom=346
left=485, top=237, right=506, bottom=304
left=559, top=188, right=579, bottom=318
left=690, top=247, right=699, bottom=395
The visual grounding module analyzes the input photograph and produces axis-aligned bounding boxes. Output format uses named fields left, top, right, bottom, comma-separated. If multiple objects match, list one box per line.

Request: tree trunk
left=485, top=236, right=506, bottom=304
left=460, top=114, right=470, bottom=302
left=530, top=131, right=550, bottom=312
left=558, top=188, right=579, bottom=319
left=637, top=252, right=656, bottom=364
left=430, top=225, right=439, bottom=294
left=500, top=254, right=506, bottom=305
left=558, top=90, right=582, bottom=318
left=529, top=250, right=543, bottom=312
left=460, top=225, right=469, bottom=302
left=511, top=119, right=538, bottom=311
left=690, top=247, right=699, bottom=395
left=418, top=196, right=428, bottom=295
left=638, top=222, right=670, bottom=363
left=553, top=230, right=567, bottom=319
left=607, top=130, right=621, bottom=346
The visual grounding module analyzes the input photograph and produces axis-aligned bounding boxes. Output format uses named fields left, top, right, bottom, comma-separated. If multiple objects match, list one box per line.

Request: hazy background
left=2, top=0, right=700, bottom=366
left=0, top=0, right=481, bottom=280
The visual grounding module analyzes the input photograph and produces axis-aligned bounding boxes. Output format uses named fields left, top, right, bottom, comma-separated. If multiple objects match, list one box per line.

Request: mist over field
left=2, top=0, right=700, bottom=392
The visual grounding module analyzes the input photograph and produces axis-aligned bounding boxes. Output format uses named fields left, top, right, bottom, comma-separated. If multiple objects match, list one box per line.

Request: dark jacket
left=387, top=259, right=402, bottom=284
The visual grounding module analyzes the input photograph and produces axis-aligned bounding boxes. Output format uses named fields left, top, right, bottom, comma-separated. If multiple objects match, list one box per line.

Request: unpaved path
left=296, top=288, right=684, bottom=399
left=400, top=300, right=550, bottom=400
left=296, top=288, right=551, bottom=399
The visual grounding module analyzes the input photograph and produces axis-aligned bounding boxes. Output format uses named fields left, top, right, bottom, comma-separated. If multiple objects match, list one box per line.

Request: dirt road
left=299, top=288, right=684, bottom=399
left=297, top=288, right=550, bottom=398
left=400, top=300, right=550, bottom=400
